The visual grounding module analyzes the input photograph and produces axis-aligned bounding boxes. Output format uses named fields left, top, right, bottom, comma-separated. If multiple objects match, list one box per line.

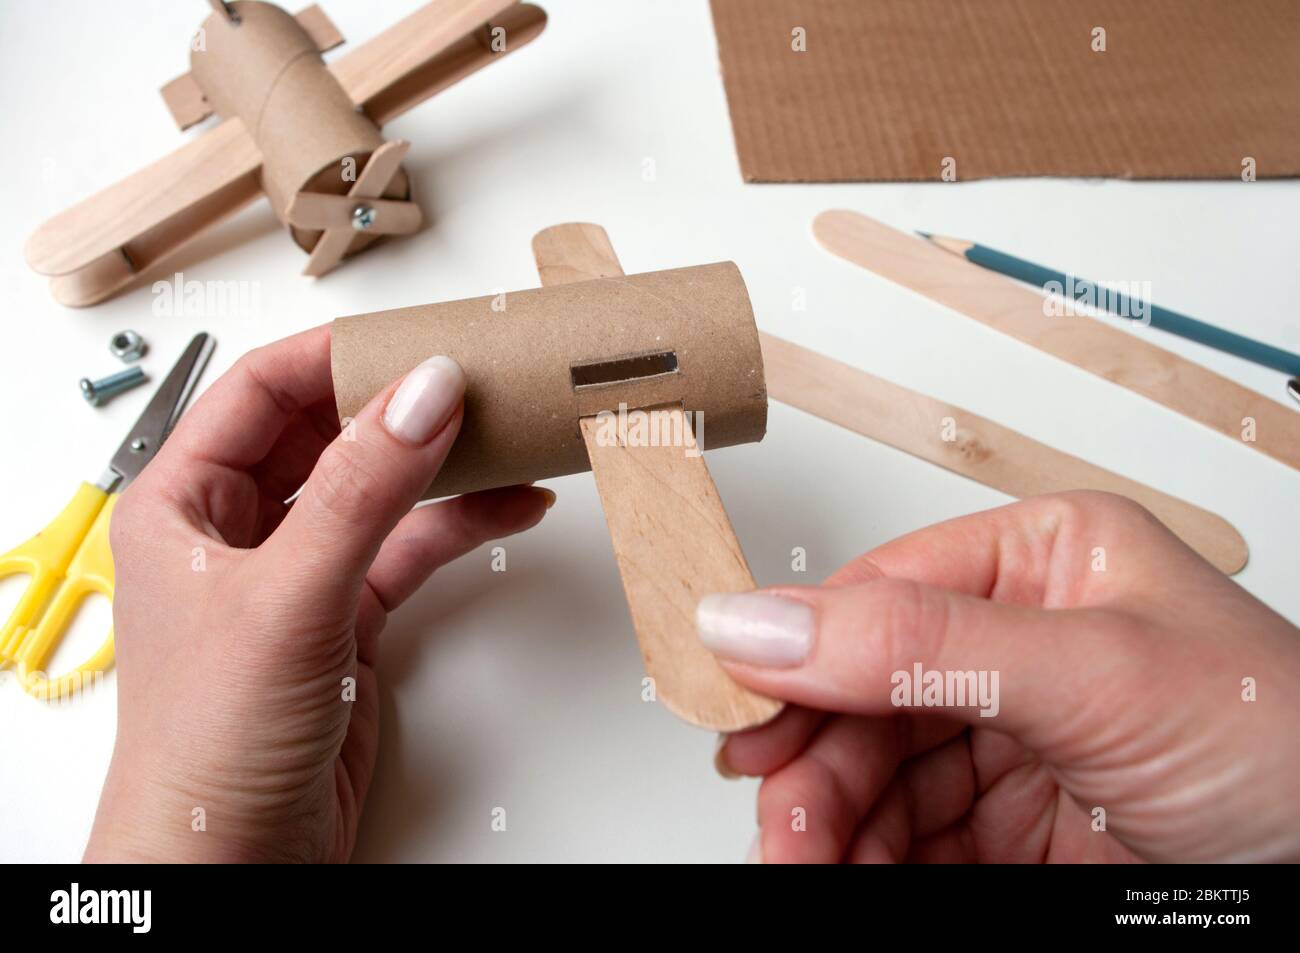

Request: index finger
left=162, top=324, right=334, bottom=473
left=825, top=491, right=1206, bottom=609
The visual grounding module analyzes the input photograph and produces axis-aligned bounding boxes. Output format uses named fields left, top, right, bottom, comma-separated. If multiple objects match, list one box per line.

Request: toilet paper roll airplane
left=333, top=225, right=786, bottom=732
left=330, top=222, right=1246, bottom=732
left=24, top=0, right=547, bottom=306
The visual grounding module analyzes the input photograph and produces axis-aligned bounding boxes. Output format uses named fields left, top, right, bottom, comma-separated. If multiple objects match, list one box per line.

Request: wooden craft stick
left=332, top=0, right=547, bottom=126
left=760, top=333, right=1249, bottom=575
left=813, top=210, right=1300, bottom=473
left=25, top=118, right=263, bottom=306
left=532, top=223, right=783, bottom=732
left=531, top=221, right=623, bottom=284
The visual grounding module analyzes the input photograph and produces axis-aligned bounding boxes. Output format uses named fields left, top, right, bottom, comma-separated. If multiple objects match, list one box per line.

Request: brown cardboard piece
left=710, top=0, right=1300, bottom=182
left=331, top=263, right=768, bottom=499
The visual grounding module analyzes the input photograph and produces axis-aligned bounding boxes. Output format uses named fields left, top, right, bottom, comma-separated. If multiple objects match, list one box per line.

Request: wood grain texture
left=533, top=223, right=783, bottom=731
left=26, top=119, right=263, bottom=305
left=25, top=118, right=261, bottom=278
left=531, top=222, right=622, bottom=285
left=331, top=0, right=546, bottom=125
left=813, top=210, right=1300, bottom=473
left=760, top=333, right=1248, bottom=574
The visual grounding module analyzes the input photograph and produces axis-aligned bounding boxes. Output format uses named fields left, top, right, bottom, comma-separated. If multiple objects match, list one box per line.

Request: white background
left=1, top=0, right=1296, bottom=863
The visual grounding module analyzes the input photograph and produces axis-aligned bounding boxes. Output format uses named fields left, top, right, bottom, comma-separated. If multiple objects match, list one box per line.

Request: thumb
left=268, top=354, right=466, bottom=597
left=696, top=581, right=1122, bottom=744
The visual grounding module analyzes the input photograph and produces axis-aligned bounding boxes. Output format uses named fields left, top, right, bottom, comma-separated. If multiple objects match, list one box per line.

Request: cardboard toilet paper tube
left=190, top=0, right=408, bottom=252
left=332, top=262, right=768, bottom=498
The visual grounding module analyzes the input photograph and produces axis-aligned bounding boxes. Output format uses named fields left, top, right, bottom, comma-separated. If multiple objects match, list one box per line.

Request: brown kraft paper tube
left=332, top=262, right=769, bottom=499
left=189, top=0, right=409, bottom=254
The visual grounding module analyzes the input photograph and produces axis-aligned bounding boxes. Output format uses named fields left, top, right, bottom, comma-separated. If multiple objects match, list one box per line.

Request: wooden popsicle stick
left=813, top=210, right=1300, bottom=473
left=332, top=0, right=546, bottom=125
left=531, top=223, right=783, bottom=732
left=531, top=221, right=623, bottom=285
left=24, top=117, right=262, bottom=282
left=760, top=333, right=1249, bottom=575
left=285, top=193, right=421, bottom=234
left=301, top=139, right=413, bottom=277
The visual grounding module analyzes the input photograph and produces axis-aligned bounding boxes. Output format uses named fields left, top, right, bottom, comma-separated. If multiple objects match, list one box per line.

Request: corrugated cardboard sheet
left=710, top=0, right=1300, bottom=181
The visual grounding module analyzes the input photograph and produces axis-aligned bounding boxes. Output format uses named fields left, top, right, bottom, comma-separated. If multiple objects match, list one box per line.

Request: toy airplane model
left=24, top=0, right=546, bottom=306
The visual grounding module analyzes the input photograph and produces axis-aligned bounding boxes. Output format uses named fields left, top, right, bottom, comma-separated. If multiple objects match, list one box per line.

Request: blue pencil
left=919, top=233, right=1300, bottom=378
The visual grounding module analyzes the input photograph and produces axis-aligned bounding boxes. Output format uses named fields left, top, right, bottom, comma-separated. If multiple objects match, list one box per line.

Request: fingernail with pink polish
left=383, top=356, right=465, bottom=445
left=696, top=592, right=813, bottom=667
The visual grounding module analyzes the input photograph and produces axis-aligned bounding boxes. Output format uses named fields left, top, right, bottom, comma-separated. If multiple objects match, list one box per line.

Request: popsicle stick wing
left=25, top=119, right=263, bottom=306
left=332, top=0, right=547, bottom=126
left=531, top=222, right=784, bottom=732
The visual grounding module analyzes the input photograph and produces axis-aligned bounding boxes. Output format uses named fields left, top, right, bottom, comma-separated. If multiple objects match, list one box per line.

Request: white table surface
left=1, top=0, right=1297, bottom=863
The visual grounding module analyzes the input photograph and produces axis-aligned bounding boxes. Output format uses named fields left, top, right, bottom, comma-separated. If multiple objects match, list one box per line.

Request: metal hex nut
left=109, top=330, right=147, bottom=363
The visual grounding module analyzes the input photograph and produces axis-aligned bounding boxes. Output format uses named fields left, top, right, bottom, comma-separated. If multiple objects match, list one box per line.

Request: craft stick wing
left=332, top=0, right=547, bottom=125
left=531, top=223, right=784, bottom=732
left=24, top=118, right=263, bottom=307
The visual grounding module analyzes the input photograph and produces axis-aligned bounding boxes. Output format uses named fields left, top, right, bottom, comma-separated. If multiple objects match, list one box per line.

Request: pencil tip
left=915, top=230, right=932, bottom=240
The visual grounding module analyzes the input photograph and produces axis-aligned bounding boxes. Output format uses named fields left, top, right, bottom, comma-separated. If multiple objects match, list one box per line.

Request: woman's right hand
left=699, top=492, right=1300, bottom=863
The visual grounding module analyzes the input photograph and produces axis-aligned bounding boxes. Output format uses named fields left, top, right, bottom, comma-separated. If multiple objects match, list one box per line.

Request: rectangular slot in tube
left=570, top=350, right=679, bottom=390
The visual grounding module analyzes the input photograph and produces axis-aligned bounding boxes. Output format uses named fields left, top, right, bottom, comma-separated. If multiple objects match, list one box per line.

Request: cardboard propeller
left=25, top=0, right=547, bottom=306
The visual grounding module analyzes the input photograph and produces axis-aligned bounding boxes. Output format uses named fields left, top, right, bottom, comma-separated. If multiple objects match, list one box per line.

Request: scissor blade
left=103, top=333, right=215, bottom=490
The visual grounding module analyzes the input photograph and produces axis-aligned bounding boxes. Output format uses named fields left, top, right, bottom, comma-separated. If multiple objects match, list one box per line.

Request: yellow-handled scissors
left=0, top=333, right=214, bottom=701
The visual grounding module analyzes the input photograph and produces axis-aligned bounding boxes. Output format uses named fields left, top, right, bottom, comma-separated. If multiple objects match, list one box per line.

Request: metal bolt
left=109, top=329, right=147, bottom=363
left=81, top=367, right=147, bottom=407
left=130, top=437, right=148, bottom=453
left=351, top=204, right=377, bottom=231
